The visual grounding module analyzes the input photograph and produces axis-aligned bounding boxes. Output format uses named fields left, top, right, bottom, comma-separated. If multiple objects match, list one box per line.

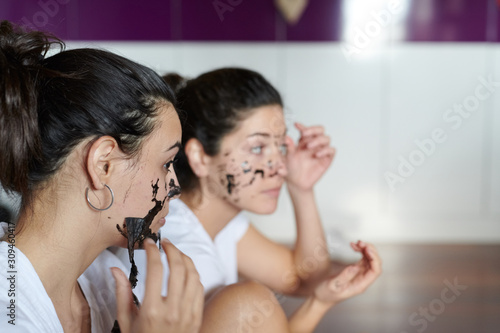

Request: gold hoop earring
left=86, top=184, right=114, bottom=211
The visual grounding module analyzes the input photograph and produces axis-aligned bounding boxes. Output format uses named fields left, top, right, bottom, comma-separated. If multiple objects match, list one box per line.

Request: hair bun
left=0, top=21, right=62, bottom=195
left=162, top=73, right=189, bottom=94
left=0, top=20, right=61, bottom=69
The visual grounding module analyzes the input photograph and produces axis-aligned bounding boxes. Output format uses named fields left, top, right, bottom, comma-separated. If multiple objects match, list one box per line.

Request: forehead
left=158, top=103, right=181, bottom=135
left=232, top=104, right=285, bottom=138
left=146, top=103, right=182, bottom=148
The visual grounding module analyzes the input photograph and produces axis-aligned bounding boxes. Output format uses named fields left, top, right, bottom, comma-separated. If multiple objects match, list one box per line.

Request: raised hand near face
left=285, top=122, right=336, bottom=191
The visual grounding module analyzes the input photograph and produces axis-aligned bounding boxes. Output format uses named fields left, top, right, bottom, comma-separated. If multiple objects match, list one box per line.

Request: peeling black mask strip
left=116, top=179, right=166, bottom=290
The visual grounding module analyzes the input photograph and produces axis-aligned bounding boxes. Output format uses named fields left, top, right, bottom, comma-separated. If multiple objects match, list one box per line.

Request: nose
left=270, top=148, right=287, bottom=177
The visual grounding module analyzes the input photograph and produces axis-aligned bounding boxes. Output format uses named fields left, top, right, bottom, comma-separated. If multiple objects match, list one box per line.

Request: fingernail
left=145, top=238, right=155, bottom=245
left=110, top=267, right=119, bottom=278
left=161, top=238, right=171, bottom=244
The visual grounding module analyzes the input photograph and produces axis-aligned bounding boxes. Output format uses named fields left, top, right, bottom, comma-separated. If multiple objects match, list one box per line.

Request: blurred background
left=1, top=0, right=499, bottom=244
left=1, top=1, right=499, bottom=332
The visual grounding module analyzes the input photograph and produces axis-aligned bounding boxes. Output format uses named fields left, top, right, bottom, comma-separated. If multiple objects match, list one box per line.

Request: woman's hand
left=313, top=241, right=382, bottom=306
left=111, top=238, right=204, bottom=333
left=285, top=122, right=335, bottom=192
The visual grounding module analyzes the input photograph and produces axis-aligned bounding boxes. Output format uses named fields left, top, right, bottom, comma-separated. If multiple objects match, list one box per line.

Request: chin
left=246, top=202, right=279, bottom=215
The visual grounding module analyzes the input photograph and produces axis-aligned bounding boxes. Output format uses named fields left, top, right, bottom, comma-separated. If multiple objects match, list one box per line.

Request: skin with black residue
left=217, top=138, right=284, bottom=201
left=116, top=179, right=167, bottom=290
left=249, top=169, right=264, bottom=185
left=269, top=171, right=279, bottom=177
left=166, top=178, right=182, bottom=198
left=226, top=174, right=237, bottom=194
left=113, top=178, right=182, bottom=332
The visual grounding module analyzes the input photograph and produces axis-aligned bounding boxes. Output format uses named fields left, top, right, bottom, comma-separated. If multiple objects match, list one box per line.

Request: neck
left=14, top=197, right=109, bottom=328
left=181, top=186, right=240, bottom=240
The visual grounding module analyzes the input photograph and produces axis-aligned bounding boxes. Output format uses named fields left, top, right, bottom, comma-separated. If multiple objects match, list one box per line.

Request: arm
left=288, top=241, right=382, bottom=333
left=286, top=123, right=336, bottom=291
left=237, top=224, right=297, bottom=293
left=287, top=183, right=330, bottom=290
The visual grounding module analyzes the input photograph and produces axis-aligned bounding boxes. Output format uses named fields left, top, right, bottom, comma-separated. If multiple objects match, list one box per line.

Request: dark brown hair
left=0, top=21, right=176, bottom=206
left=163, top=68, right=283, bottom=193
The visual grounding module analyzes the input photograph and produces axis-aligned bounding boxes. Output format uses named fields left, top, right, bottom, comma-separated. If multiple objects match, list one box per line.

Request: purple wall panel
left=1, top=1, right=72, bottom=39
left=75, top=0, right=171, bottom=40
left=406, top=0, right=490, bottom=42
left=181, top=0, right=276, bottom=41
left=285, top=0, right=342, bottom=41
left=1, top=0, right=499, bottom=42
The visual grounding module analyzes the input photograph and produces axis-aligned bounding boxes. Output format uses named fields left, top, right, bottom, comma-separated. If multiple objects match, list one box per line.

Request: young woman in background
left=133, top=68, right=382, bottom=332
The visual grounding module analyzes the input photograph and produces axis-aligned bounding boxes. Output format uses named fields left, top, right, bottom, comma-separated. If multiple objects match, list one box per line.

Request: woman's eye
left=251, top=146, right=263, bottom=154
left=164, top=158, right=177, bottom=172
left=280, top=144, right=287, bottom=156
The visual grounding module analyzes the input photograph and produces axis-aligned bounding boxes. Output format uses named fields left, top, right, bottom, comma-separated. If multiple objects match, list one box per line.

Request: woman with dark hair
left=0, top=21, right=203, bottom=332
left=132, top=68, right=382, bottom=332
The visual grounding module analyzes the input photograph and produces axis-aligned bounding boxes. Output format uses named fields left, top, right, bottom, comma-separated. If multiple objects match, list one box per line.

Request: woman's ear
left=184, top=138, right=210, bottom=178
left=86, top=136, right=121, bottom=190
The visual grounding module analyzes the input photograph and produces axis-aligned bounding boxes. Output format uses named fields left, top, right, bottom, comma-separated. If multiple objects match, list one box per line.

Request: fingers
left=306, top=135, right=330, bottom=149
left=111, top=267, right=134, bottom=333
left=164, top=239, right=204, bottom=329
left=350, top=240, right=382, bottom=281
left=163, top=239, right=186, bottom=312
left=313, top=242, right=382, bottom=304
left=295, top=122, right=325, bottom=137
left=365, top=243, right=382, bottom=276
left=142, top=238, right=164, bottom=304
left=328, top=265, right=360, bottom=291
left=285, top=135, right=296, bottom=156
left=178, top=255, right=204, bottom=328
left=314, top=146, right=336, bottom=159
left=293, top=123, right=335, bottom=158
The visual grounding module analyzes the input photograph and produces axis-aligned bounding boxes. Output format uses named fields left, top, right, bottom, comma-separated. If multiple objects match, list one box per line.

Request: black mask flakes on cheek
left=152, top=179, right=160, bottom=197
left=249, top=169, right=264, bottom=185
left=166, top=178, right=181, bottom=199
left=226, top=174, right=238, bottom=194
left=116, top=179, right=167, bottom=291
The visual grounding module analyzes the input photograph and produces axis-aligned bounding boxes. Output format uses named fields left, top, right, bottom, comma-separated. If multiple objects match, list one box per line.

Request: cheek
left=123, top=177, right=164, bottom=213
left=216, top=157, right=269, bottom=198
left=122, top=183, right=149, bottom=211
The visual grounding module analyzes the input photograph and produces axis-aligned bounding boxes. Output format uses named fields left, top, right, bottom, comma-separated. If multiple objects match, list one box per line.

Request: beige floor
left=279, top=244, right=500, bottom=333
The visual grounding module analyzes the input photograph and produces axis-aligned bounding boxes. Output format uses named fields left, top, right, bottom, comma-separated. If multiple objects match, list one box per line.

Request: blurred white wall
left=2, top=40, right=497, bottom=244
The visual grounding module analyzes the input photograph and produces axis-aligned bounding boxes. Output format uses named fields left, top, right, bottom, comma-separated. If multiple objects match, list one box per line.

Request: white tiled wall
left=385, top=45, right=488, bottom=219
left=4, top=41, right=497, bottom=243
left=491, top=48, right=500, bottom=216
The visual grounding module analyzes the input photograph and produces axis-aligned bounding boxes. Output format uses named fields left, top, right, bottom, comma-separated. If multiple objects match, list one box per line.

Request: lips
left=262, top=187, right=282, bottom=198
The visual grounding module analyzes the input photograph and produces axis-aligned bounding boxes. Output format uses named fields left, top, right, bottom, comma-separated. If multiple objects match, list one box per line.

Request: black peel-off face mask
left=112, top=178, right=181, bottom=333
left=116, top=178, right=181, bottom=292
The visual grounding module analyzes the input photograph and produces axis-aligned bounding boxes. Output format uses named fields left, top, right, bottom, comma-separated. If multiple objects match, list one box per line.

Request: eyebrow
left=247, top=132, right=270, bottom=138
left=165, top=141, right=182, bottom=152
left=247, top=129, right=287, bottom=139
